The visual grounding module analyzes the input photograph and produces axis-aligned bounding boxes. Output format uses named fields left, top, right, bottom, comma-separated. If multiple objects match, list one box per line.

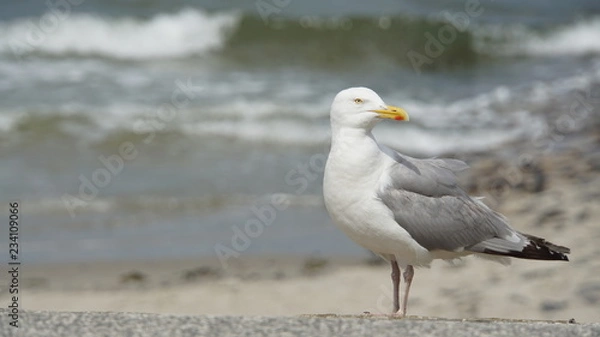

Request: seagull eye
left=354, top=98, right=363, bottom=104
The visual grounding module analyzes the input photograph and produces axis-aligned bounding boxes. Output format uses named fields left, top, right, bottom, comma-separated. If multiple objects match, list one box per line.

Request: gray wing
left=377, top=151, right=525, bottom=253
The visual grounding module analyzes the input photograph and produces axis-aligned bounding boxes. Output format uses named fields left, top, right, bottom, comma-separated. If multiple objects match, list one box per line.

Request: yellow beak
left=370, top=105, right=409, bottom=121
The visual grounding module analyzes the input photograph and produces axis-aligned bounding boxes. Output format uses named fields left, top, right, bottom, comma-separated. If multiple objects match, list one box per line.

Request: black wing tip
left=483, top=234, right=570, bottom=262
left=523, top=234, right=571, bottom=260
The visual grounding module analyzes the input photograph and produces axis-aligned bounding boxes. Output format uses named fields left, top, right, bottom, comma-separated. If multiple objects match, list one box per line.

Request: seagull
left=323, top=87, right=570, bottom=317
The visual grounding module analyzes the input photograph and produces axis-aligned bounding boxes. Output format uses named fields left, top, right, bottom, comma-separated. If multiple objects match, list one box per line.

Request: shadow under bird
left=323, top=87, right=570, bottom=317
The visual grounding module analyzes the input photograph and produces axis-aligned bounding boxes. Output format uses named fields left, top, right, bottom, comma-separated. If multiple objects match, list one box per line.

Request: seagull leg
left=396, top=265, right=414, bottom=317
left=391, top=260, right=401, bottom=313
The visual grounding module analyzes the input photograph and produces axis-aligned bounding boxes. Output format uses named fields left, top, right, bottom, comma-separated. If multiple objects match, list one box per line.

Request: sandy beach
left=4, top=147, right=599, bottom=323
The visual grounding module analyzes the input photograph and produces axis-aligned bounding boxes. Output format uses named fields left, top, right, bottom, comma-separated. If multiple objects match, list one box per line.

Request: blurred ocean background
left=0, top=0, right=599, bottom=264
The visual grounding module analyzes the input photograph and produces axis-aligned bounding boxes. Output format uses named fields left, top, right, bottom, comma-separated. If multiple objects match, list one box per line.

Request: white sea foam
left=518, top=19, right=600, bottom=56
left=374, top=125, right=525, bottom=156
left=475, top=18, right=600, bottom=57
left=2, top=56, right=599, bottom=157
left=1, top=10, right=598, bottom=60
left=0, top=8, right=240, bottom=59
left=3, top=65, right=597, bottom=156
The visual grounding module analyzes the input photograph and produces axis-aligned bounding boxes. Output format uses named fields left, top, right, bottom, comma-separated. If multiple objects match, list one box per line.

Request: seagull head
left=329, top=87, right=409, bottom=130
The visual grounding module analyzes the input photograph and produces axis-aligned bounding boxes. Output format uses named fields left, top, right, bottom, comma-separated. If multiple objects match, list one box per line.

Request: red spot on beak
left=394, top=116, right=403, bottom=121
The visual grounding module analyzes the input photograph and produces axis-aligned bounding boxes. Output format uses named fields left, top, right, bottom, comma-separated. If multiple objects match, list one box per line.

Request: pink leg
left=391, top=260, right=400, bottom=313
left=395, top=265, right=414, bottom=317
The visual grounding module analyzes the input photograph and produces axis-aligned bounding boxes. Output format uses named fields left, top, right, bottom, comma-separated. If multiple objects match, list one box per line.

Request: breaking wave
left=1, top=8, right=598, bottom=64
